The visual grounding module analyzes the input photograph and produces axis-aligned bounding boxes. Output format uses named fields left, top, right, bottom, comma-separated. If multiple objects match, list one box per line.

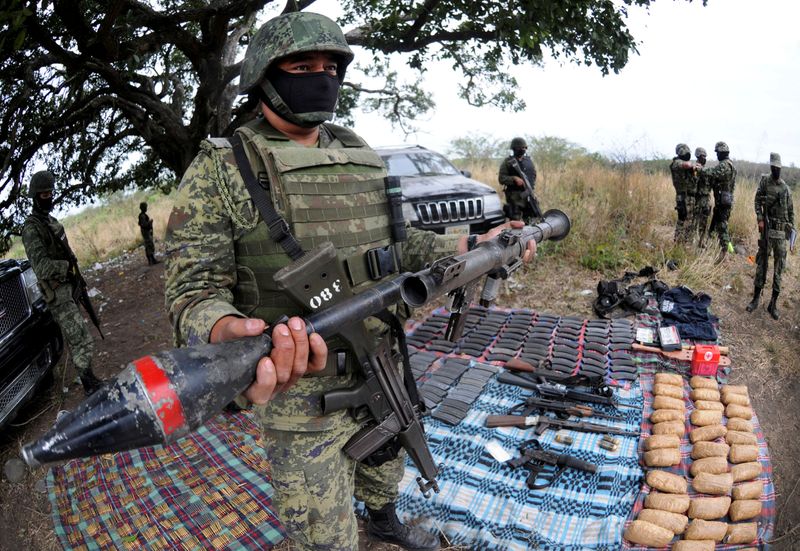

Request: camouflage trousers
left=708, top=205, right=732, bottom=248
left=754, top=237, right=788, bottom=294
left=141, top=229, right=155, bottom=256
left=260, top=416, right=404, bottom=550
left=49, top=284, right=94, bottom=376
left=674, top=193, right=697, bottom=243
left=694, top=194, right=712, bottom=247
left=504, top=188, right=536, bottom=223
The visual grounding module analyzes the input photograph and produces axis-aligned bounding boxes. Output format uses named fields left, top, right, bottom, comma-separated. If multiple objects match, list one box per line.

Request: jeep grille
left=0, top=275, right=30, bottom=338
left=415, top=198, right=483, bottom=225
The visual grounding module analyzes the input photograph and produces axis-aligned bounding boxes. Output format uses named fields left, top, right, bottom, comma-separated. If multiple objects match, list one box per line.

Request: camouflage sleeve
left=401, top=226, right=462, bottom=273
left=164, top=146, right=248, bottom=346
left=498, top=158, right=515, bottom=188
left=21, top=221, right=70, bottom=282
left=754, top=177, right=767, bottom=221
left=701, top=161, right=730, bottom=183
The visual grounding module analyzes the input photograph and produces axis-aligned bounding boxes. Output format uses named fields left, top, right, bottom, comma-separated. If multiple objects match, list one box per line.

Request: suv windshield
left=381, top=151, right=461, bottom=177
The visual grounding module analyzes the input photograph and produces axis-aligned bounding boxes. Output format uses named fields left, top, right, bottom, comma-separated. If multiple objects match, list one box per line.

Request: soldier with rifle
left=161, top=12, right=535, bottom=551
left=21, top=170, right=104, bottom=396
left=746, top=153, right=794, bottom=319
left=499, top=137, right=542, bottom=223
left=703, top=141, right=738, bottom=253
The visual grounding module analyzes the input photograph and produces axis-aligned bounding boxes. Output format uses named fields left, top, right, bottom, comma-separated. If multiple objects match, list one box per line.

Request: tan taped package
left=624, top=520, right=675, bottom=547
left=690, top=409, right=723, bottom=427
left=646, top=470, right=688, bottom=494
left=724, top=522, right=758, bottom=544
left=655, top=372, right=684, bottom=387
left=684, top=519, right=728, bottom=541
left=638, top=508, right=689, bottom=535
left=687, top=496, right=731, bottom=520
left=693, top=400, right=725, bottom=412
left=691, top=472, right=733, bottom=495
left=654, top=383, right=684, bottom=399
left=653, top=395, right=686, bottom=411
left=672, top=540, right=716, bottom=551
left=731, top=462, right=762, bottom=482
left=689, top=456, right=729, bottom=477
left=726, top=431, right=758, bottom=446
left=690, top=388, right=721, bottom=402
left=691, top=441, right=730, bottom=459
left=722, top=392, right=751, bottom=407
left=732, top=480, right=764, bottom=500
left=689, top=424, right=727, bottom=443
left=644, top=434, right=681, bottom=451
left=645, top=448, right=681, bottom=467
left=729, top=444, right=759, bottom=464
left=726, top=403, right=753, bottom=420
left=726, top=418, right=754, bottom=433
left=653, top=421, right=685, bottom=437
left=721, top=384, right=749, bottom=396
left=645, top=491, right=691, bottom=513
left=651, top=409, right=684, bottom=423
left=729, top=500, right=762, bottom=521
left=690, top=376, right=718, bottom=390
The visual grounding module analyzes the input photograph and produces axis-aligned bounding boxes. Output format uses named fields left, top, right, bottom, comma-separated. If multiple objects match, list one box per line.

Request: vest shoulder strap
left=322, top=123, right=367, bottom=147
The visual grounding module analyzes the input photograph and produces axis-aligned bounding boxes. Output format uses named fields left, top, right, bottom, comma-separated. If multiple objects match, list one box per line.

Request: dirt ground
left=1, top=242, right=799, bottom=550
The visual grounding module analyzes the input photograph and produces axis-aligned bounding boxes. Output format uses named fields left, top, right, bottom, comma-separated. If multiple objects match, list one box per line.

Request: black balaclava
left=513, top=148, right=526, bottom=158
left=140, top=202, right=148, bottom=212
left=34, top=194, right=54, bottom=213
left=260, top=67, right=340, bottom=128
left=679, top=152, right=691, bottom=161
left=771, top=166, right=781, bottom=180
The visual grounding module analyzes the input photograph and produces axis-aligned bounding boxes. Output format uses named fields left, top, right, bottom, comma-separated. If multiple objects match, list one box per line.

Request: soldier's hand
left=512, top=176, right=525, bottom=187
left=460, top=220, right=537, bottom=262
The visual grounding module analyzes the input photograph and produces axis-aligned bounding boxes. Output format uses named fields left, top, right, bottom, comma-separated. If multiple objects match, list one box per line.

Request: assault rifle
left=510, top=396, right=627, bottom=421
left=509, top=157, right=543, bottom=221
left=508, top=439, right=598, bottom=490
left=485, top=413, right=639, bottom=437
left=22, top=211, right=572, bottom=499
left=497, top=371, right=637, bottom=409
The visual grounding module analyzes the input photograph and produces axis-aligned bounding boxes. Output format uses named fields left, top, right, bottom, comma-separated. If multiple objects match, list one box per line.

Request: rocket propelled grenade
left=22, top=210, right=571, bottom=476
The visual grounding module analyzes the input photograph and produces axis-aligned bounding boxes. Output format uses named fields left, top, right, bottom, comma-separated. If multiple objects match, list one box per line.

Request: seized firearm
left=507, top=439, right=598, bottom=490
left=510, top=396, right=627, bottom=421
left=509, top=157, right=543, bottom=221
left=497, top=371, right=638, bottom=409
left=485, top=413, right=639, bottom=437
left=21, top=211, right=572, bottom=495
left=68, top=255, right=104, bottom=339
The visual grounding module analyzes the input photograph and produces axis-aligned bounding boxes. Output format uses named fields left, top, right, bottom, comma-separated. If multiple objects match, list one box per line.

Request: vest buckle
left=366, top=245, right=398, bottom=280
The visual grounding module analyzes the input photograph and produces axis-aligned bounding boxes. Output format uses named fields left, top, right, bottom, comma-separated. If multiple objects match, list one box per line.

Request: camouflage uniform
left=703, top=143, right=737, bottom=249
left=22, top=211, right=95, bottom=379
left=693, top=147, right=712, bottom=246
left=138, top=204, right=156, bottom=263
left=165, top=118, right=458, bottom=549
left=670, top=144, right=697, bottom=243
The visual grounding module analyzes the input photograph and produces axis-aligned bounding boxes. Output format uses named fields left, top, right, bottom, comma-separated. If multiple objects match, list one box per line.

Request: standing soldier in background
left=22, top=170, right=103, bottom=395
left=498, top=137, right=540, bottom=223
left=138, top=202, right=159, bottom=265
left=746, top=153, right=794, bottom=319
left=703, top=141, right=737, bottom=253
left=670, top=143, right=697, bottom=243
left=693, top=147, right=713, bottom=247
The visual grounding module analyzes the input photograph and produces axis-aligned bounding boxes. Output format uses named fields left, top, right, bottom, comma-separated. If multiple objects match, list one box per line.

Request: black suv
left=376, top=145, right=505, bottom=235
left=0, top=259, right=63, bottom=430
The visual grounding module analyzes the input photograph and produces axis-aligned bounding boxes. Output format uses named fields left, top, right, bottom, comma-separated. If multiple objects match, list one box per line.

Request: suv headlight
left=483, top=193, right=503, bottom=213
left=21, top=267, right=43, bottom=305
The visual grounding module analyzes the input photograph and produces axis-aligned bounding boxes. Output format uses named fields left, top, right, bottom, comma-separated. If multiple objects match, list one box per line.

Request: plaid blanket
left=47, top=412, right=284, bottom=550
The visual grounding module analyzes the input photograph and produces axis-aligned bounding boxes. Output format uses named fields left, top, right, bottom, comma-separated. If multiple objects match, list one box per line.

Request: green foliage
left=526, top=136, right=591, bottom=167
left=448, top=134, right=506, bottom=164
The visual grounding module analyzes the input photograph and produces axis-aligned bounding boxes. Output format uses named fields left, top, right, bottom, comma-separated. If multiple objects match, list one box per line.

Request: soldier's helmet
left=675, top=143, right=690, bottom=157
left=239, top=12, right=354, bottom=93
left=510, top=137, right=527, bottom=149
left=770, top=152, right=781, bottom=168
left=714, top=141, right=730, bottom=153
left=695, top=147, right=707, bottom=158
left=29, top=170, right=55, bottom=199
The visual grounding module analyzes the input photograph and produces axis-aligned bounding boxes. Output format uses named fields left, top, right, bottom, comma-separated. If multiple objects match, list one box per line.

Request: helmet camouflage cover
left=239, top=12, right=354, bottom=93
left=29, top=170, right=55, bottom=198
left=714, top=141, right=730, bottom=153
left=675, top=143, right=690, bottom=156
left=695, top=147, right=707, bottom=158
left=510, top=137, right=527, bottom=149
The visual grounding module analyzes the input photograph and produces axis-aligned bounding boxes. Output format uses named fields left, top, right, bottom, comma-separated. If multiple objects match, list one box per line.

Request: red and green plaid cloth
left=622, top=372, right=775, bottom=550
left=47, top=411, right=284, bottom=550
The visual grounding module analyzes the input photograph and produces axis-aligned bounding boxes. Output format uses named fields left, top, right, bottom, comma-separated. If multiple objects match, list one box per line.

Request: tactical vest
left=23, top=212, right=74, bottom=300
left=717, top=159, right=737, bottom=194
left=695, top=169, right=713, bottom=196
left=760, top=178, right=792, bottom=234
left=670, top=158, right=694, bottom=194
left=221, top=122, right=399, bottom=327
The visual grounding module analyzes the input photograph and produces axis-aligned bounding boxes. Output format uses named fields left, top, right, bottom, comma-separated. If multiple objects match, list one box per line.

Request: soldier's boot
left=745, top=287, right=762, bottom=313
left=366, top=502, right=440, bottom=551
left=767, top=291, right=780, bottom=320
left=79, top=370, right=104, bottom=396
left=147, top=253, right=160, bottom=265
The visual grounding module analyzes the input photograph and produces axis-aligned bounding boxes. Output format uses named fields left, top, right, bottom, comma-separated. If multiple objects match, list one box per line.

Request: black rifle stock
left=70, top=259, right=104, bottom=339
left=509, top=157, right=543, bottom=220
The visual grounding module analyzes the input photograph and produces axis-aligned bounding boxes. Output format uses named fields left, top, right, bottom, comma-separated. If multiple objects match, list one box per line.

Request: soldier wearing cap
left=21, top=170, right=103, bottom=395
left=498, top=137, right=539, bottom=223
left=670, top=143, right=699, bottom=243
left=702, top=141, right=737, bottom=251
left=746, top=152, right=794, bottom=319
left=164, top=12, right=534, bottom=550
left=693, top=147, right=713, bottom=247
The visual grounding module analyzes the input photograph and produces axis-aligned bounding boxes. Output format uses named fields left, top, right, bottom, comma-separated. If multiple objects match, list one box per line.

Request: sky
left=306, top=0, right=800, bottom=164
